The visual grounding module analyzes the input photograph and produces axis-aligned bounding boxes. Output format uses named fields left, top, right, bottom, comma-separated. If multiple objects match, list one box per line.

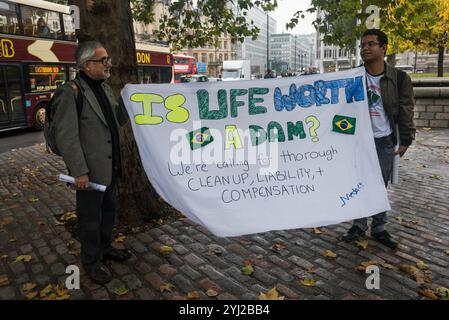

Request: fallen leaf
left=380, top=262, right=395, bottom=270
left=55, top=285, right=69, bottom=297
left=1, top=255, right=8, bottom=259
left=26, top=291, right=38, bottom=300
left=271, top=243, right=287, bottom=252
left=114, top=234, right=126, bottom=243
left=430, top=175, right=441, bottom=180
left=37, top=220, right=46, bottom=226
left=312, top=228, right=324, bottom=235
left=300, top=278, right=317, bottom=287
left=445, top=250, right=449, bottom=255
left=323, top=250, right=337, bottom=258
left=416, top=260, right=430, bottom=271
left=28, top=197, right=39, bottom=202
left=159, top=245, right=174, bottom=255
left=40, top=284, right=54, bottom=298
left=243, top=259, right=253, bottom=266
left=55, top=294, right=71, bottom=300
left=355, top=260, right=380, bottom=272
left=9, top=238, right=17, bottom=243
left=59, top=211, right=77, bottom=222
left=435, top=287, right=449, bottom=299
left=159, top=283, right=175, bottom=293
left=242, top=264, right=254, bottom=276
left=0, top=275, right=10, bottom=287
left=259, top=287, right=284, bottom=300
left=0, top=217, right=13, bottom=226
left=421, top=127, right=432, bottom=131
left=355, top=239, right=369, bottom=249
left=22, top=283, right=37, bottom=292
left=114, top=287, right=129, bottom=296
left=395, top=216, right=403, bottom=222
left=15, top=255, right=33, bottom=263
left=306, top=267, right=317, bottom=274
left=131, top=227, right=141, bottom=233
left=187, top=291, right=200, bottom=300
left=206, top=289, right=218, bottom=297
left=399, top=264, right=432, bottom=284
left=418, top=288, right=439, bottom=300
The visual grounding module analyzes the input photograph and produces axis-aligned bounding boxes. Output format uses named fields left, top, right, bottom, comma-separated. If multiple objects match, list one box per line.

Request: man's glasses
left=359, top=41, right=381, bottom=49
left=87, top=56, right=112, bottom=66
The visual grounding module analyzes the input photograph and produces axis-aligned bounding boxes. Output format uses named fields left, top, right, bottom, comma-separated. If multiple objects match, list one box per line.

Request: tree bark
left=69, top=0, right=163, bottom=226
left=437, top=46, right=444, bottom=77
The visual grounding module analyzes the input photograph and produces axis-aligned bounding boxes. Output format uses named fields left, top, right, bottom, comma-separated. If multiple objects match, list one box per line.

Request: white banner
left=121, top=67, right=390, bottom=237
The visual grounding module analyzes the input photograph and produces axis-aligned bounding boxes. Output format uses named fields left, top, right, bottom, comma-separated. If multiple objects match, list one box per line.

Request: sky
left=270, top=0, right=316, bottom=35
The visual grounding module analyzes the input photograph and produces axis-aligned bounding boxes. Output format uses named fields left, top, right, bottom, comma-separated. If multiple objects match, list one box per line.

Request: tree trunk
left=437, top=46, right=444, bottom=77
left=69, top=0, right=163, bottom=226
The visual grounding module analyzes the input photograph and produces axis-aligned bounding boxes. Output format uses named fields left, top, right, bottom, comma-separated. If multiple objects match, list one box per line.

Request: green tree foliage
left=132, top=0, right=278, bottom=51
left=386, top=0, right=449, bottom=76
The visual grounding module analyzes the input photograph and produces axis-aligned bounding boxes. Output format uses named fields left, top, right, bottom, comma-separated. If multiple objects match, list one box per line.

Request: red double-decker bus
left=0, top=0, right=174, bottom=132
left=136, top=43, right=173, bottom=84
left=0, top=0, right=76, bottom=131
left=173, top=54, right=197, bottom=83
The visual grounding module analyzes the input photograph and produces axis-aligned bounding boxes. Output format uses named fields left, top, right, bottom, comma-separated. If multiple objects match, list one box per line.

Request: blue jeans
left=353, top=134, right=395, bottom=234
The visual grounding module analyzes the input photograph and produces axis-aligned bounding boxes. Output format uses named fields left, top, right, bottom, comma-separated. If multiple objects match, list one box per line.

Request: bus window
left=63, top=14, right=76, bottom=41
left=0, top=1, right=19, bottom=35
left=5, top=66, right=25, bottom=123
left=138, top=66, right=172, bottom=84
left=20, top=5, right=62, bottom=39
left=28, top=64, right=67, bottom=93
left=69, top=66, right=77, bottom=80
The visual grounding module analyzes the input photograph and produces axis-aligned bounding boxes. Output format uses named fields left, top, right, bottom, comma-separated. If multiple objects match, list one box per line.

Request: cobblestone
left=1, top=129, right=448, bottom=300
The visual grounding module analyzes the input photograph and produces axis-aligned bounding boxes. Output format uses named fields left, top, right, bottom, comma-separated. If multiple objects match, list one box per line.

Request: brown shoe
left=87, top=265, right=112, bottom=285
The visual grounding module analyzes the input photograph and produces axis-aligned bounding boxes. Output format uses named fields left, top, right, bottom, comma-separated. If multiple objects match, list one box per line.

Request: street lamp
left=266, top=13, right=270, bottom=73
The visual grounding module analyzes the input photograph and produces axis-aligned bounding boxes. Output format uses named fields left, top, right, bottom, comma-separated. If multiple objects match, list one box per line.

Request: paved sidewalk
left=0, top=129, right=448, bottom=300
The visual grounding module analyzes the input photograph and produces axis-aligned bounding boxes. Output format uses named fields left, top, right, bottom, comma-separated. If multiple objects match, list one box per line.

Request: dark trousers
left=76, top=175, right=117, bottom=272
left=353, top=134, right=395, bottom=234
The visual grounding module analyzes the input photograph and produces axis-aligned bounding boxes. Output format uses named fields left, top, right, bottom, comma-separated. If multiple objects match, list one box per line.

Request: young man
left=342, top=29, right=416, bottom=249
left=53, top=41, right=130, bottom=284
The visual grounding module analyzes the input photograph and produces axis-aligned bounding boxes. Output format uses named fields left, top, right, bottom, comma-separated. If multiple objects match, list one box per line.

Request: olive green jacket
left=379, top=63, right=416, bottom=146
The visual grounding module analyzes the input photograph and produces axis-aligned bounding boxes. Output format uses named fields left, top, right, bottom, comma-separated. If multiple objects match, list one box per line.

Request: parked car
left=180, top=75, right=209, bottom=83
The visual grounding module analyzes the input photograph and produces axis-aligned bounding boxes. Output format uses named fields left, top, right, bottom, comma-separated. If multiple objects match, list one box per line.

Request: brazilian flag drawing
left=187, top=127, right=214, bottom=150
left=332, top=115, right=356, bottom=135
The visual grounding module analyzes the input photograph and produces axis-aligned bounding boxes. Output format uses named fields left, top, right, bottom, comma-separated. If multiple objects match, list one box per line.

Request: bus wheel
left=34, top=104, right=46, bottom=130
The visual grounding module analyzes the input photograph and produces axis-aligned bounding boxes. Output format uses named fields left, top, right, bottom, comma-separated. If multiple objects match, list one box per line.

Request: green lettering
left=230, top=89, right=248, bottom=118
left=248, top=88, right=268, bottom=115
left=249, top=125, right=267, bottom=146
left=287, top=121, right=306, bottom=140
left=268, top=121, right=285, bottom=142
left=197, top=89, right=228, bottom=120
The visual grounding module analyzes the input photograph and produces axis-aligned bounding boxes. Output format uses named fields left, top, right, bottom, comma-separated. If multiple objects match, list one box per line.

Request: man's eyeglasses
left=359, top=41, right=381, bottom=49
left=87, top=56, right=112, bottom=66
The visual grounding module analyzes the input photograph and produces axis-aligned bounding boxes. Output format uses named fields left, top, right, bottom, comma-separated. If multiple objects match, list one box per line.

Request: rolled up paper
left=59, top=174, right=107, bottom=192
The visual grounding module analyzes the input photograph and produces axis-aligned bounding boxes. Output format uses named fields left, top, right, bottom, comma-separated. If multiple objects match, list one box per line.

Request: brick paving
left=0, top=129, right=448, bottom=300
